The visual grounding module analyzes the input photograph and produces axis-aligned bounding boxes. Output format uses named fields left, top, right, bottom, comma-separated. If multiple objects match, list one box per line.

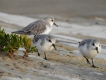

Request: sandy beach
left=0, top=13, right=106, bottom=80
left=0, top=0, right=106, bottom=80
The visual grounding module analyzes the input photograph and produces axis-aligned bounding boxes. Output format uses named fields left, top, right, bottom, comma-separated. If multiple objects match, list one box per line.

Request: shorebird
left=33, top=34, right=57, bottom=60
left=12, top=17, right=58, bottom=36
left=78, top=39, right=101, bottom=68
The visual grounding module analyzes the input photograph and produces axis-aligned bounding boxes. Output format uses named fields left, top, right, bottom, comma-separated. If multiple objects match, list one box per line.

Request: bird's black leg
left=44, top=52, right=47, bottom=60
left=83, top=56, right=90, bottom=64
left=91, top=58, right=98, bottom=68
left=37, top=50, right=40, bottom=56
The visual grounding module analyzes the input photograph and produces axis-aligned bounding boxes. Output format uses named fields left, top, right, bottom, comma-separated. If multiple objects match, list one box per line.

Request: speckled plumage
left=12, top=17, right=58, bottom=35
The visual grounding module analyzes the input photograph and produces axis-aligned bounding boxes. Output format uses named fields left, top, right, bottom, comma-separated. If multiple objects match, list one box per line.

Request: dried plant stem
left=23, top=51, right=28, bottom=58
left=8, top=50, right=14, bottom=59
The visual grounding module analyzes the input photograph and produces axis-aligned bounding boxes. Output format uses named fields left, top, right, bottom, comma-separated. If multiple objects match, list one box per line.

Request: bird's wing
left=33, top=35, right=47, bottom=43
left=79, top=39, right=92, bottom=46
left=12, top=20, right=46, bottom=35
left=79, top=40, right=87, bottom=46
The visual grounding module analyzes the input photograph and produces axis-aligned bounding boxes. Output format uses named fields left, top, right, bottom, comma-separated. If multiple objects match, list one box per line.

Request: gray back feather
left=33, top=34, right=55, bottom=45
left=13, top=19, right=47, bottom=35
left=79, top=39, right=93, bottom=47
left=79, top=39, right=100, bottom=47
left=33, top=35, right=47, bottom=43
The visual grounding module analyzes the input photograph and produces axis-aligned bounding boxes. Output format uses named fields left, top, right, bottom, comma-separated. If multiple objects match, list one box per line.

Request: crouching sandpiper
left=33, top=34, right=57, bottom=60
left=78, top=39, right=101, bottom=68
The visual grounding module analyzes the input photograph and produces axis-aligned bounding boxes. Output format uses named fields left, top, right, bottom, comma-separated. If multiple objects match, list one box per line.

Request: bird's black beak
left=52, top=44, right=57, bottom=50
left=95, top=47, right=99, bottom=53
left=53, top=23, right=58, bottom=27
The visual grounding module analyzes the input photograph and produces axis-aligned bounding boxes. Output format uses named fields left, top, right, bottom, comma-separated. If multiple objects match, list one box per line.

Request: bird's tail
left=12, top=30, right=24, bottom=34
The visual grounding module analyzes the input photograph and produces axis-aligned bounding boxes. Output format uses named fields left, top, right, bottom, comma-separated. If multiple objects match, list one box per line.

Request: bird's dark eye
left=49, top=40, right=51, bottom=42
left=51, top=19, right=53, bottom=22
left=92, top=43, right=95, bottom=46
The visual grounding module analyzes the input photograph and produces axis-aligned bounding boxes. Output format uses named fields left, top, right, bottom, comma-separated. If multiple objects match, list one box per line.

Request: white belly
left=42, top=26, right=52, bottom=34
left=79, top=46, right=98, bottom=59
left=35, top=41, right=53, bottom=53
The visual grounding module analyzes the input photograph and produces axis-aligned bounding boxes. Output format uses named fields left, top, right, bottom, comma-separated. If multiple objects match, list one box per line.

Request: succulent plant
left=20, top=35, right=37, bottom=58
left=0, top=29, right=10, bottom=53
left=0, top=28, right=6, bottom=52
left=0, top=28, right=37, bottom=59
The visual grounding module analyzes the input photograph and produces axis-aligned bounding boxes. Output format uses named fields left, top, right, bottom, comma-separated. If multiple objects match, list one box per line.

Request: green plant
left=20, top=35, right=37, bottom=58
left=0, top=28, right=6, bottom=52
left=0, top=28, right=10, bottom=53
left=0, top=28, right=37, bottom=59
left=3, top=34, right=21, bottom=58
